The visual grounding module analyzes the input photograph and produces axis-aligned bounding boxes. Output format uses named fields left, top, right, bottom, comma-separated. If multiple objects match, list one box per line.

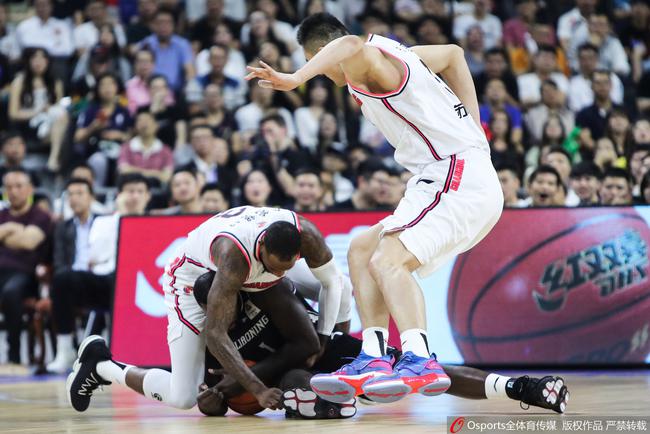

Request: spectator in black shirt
left=189, top=0, right=239, bottom=52
left=126, top=0, right=158, bottom=54
left=576, top=70, right=625, bottom=142
left=330, top=158, right=389, bottom=211
left=0, top=132, right=40, bottom=186
left=0, top=169, right=52, bottom=364
left=245, top=114, right=316, bottom=203
left=474, top=48, right=520, bottom=106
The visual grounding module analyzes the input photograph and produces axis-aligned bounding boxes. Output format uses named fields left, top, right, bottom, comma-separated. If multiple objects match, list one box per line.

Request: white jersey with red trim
left=348, top=34, right=489, bottom=174
left=164, top=206, right=301, bottom=295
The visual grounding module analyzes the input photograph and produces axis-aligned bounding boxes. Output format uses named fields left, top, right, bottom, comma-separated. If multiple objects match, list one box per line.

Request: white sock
left=142, top=368, right=172, bottom=403
left=485, top=373, right=512, bottom=399
left=361, top=327, right=388, bottom=357
left=96, top=360, right=133, bottom=386
left=400, top=328, right=430, bottom=358
left=56, top=334, right=74, bottom=354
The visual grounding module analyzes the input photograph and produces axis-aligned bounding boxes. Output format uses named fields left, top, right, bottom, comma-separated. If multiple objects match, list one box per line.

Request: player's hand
left=254, top=387, right=283, bottom=410
left=208, top=368, right=245, bottom=398
left=245, top=61, right=301, bottom=91
left=197, top=383, right=228, bottom=416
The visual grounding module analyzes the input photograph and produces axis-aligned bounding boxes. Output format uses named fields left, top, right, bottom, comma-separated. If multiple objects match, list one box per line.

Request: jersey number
left=217, top=207, right=248, bottom=218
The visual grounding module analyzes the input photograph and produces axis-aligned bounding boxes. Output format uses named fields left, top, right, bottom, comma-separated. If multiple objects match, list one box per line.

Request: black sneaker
left=66, top=335, right=112, bottom=412
left=517, top=376, right=569, bottom=414
left=283, top=388, right=356, bottom=419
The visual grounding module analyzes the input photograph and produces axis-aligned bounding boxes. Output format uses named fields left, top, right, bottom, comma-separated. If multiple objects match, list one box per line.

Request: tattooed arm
left=205, top=237, right=282, bottom=408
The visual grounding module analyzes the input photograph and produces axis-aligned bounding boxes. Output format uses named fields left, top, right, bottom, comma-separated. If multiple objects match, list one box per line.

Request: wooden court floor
left=0, top=370, right=649, bottom=434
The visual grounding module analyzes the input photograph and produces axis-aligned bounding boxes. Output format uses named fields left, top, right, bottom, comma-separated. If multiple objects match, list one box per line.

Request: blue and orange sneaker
left=361, top=351, right=451, bottom=403
left=309, top=351, right=394, bottom=403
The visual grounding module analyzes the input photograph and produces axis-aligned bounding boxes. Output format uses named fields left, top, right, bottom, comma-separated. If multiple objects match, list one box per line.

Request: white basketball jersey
left=165, top=206, right=301, bottom=294
left=348, top=34, right=490, bottom=173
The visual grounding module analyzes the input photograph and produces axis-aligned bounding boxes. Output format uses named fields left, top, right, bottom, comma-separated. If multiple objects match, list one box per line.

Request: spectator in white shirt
left=74, top=0, right=127, bottom=56
left=0, top=4, right=20, bottom=62
left=234, top=78, right=296, bottom=138
left=294, top=79, right=333, bottom=152
left=195, top=23, right=247, bottom=79
left=569, top=14, right=630, bottom=76
left=525, top=80, right=575, bottom=144
left=15, top=0, right=74, bottom=59
left=569, top=43, right=624, bottom=112
left=240, top=0, right=296, bottom=49
left=517, top=45, right=569, bottom=108
left=453, top=0, right=503, bottom=49
left=89, top=173, right=150, bottom=276
left=557, top=0, right=597, bottom=54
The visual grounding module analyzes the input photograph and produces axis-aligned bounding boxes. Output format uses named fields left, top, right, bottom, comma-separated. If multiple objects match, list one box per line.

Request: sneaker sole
left=362, top=379, right=410, bottom=403
left=310, top=372, right=386, bottom=403
left=363, top=373, right=451, bottom=403
left=284, top=389, right=356, bottom=419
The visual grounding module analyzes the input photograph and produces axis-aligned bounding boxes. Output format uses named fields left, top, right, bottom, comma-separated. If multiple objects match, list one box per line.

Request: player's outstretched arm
left=245, top=35, right=367, bottom=91
left=298, top=216, right=349, bottom=339
left=205, top=237, right=282, bottom=409
left=411, top=44, right=482, bottom=130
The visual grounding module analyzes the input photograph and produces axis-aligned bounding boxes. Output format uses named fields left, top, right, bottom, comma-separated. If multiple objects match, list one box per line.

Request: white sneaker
left=47, top=347, right=77, bottom=374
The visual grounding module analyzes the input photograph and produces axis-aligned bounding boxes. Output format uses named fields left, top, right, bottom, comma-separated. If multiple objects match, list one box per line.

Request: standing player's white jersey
left=165, top=206, right=301, bottom=295
left=348, top=34, right=489, bottom=173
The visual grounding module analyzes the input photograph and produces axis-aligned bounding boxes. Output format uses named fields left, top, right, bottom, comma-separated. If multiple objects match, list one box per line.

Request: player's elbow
left=449, top=45, right=465, bottom=64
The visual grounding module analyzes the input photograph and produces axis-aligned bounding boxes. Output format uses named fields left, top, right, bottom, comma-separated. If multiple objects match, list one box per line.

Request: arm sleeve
left=310, top=258, right=345, bottom=336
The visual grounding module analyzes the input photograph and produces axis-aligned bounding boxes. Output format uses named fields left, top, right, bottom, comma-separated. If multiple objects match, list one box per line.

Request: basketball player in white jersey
left=66, top=206, right=351, bottom=412
left=245, top=13, right=505, bottom=403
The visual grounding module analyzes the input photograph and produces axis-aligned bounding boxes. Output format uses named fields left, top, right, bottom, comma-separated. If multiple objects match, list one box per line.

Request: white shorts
left=164, top=259, right=327, bottom=343
left=380, top=147, right=503, bottom=277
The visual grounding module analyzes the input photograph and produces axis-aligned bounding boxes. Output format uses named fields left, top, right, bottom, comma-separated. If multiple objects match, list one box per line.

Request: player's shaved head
left=263, top=221, right=301, bottom=261
left=297, top=12, right=349, bottom=54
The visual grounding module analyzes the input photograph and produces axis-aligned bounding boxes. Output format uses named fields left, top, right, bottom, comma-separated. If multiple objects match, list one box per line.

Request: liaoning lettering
left=234, top=315, right=269, bottom=350
left=533, top=230, right=648, bottom=312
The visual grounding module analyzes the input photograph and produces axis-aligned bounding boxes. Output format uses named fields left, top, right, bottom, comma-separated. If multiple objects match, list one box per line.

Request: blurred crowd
left=1, top=0, right=650, bottom=368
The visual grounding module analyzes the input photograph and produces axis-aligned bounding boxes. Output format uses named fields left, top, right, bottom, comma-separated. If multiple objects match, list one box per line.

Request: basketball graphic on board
left=448, top=208, right=650, bottom=364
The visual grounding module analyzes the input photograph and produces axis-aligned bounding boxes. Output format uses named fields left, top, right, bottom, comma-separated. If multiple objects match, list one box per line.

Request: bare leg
left=368, top=232, right=425, bottom=331
left=348, top=224, right=390, bottom=329
left=441, top=365, right=488, bottom=399
left=125, top=368, right=148, bottom=395
left=47, top=110, right=68, bottom=172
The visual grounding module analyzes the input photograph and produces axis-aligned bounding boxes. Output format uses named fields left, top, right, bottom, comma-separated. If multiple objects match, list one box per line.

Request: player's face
left=259, top=247, right=298, bottom=277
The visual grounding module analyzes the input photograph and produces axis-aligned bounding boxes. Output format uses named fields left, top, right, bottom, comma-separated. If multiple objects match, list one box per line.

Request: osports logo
left=450, top=417, right=465, bottom=433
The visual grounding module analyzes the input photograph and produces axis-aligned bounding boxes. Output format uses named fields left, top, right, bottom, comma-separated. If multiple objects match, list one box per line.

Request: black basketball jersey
left=225, top=291, right=319, bottom=364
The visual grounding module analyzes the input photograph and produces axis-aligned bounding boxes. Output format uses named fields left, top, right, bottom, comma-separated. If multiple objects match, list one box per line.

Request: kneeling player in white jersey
left=245, top=13, right=504, bottom=403
left=66, top=206, right=350, bottom=412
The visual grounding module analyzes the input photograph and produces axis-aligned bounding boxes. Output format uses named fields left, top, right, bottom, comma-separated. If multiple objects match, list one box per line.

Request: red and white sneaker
left=361, top=351, right=451, bottom=403
left=309, top=351, right=394, bottom=403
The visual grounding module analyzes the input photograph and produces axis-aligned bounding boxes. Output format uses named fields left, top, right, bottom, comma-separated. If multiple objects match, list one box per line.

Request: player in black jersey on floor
left=191, top=271, right=569, bottom=419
